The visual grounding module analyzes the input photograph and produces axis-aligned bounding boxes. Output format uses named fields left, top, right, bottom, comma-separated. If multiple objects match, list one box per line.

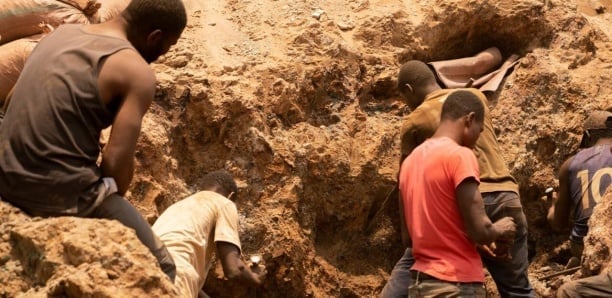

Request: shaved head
left=122, top=0, right=187, bottom=36
left=201, top=170, right=238, bottom=199
left=397, top=60, right=437, bottom=92
left=397, top=60, right=440, bottom=110
left=441, top=90, right=485, bottom=122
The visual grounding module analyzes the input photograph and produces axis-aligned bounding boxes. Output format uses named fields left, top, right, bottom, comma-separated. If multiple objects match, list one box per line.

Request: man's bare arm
left=216, top=241, right=267, bottom=286
left=456, top=178, right=516, bottom=244
left=398, top=190, right=411, bottom=248
left=548, top=157, right=573, bottom=231
left=98, top=50, right=155, bottom=195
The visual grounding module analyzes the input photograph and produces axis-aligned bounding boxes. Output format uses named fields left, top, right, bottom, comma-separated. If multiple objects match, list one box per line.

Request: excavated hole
left=307, top=5, right=557, bottom=289
left=156, top=3, right=561, bottom=296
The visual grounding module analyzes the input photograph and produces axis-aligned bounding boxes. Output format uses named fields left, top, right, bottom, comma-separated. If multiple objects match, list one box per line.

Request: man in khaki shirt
left=382, top=61, right=533, bottom=298
left=153, top=170, right=266, bottom=297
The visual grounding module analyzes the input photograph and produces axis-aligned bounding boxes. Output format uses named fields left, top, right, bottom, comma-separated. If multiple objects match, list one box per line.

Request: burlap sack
left=0, top=36, right=40, bottom=111
left=94, top=0, right=130, bottom=23
left=0, top=0, right=92, bottom=46
left=57, top=0, right=101, bottom=16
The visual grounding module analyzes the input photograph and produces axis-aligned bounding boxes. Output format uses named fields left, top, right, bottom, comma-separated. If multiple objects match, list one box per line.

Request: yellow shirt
left=152, top=191, right=241, bottom=298
left=400, top=88, right=519, bottom=194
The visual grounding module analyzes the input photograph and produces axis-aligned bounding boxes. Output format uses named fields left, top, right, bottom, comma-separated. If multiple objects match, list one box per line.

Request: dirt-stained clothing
left=152, top=191, right=242, bottom=298
left=0, top=24, right=176, bottom=281
left=400, top=88, right=518, bottom=194
left=0, top=24, right=129, bottom=215
left=557, top=271, right=612, bottom=298
left=389, top=88, right=534, bottom=297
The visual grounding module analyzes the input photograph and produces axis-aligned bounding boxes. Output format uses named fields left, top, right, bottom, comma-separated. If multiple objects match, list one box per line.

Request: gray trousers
left=89, top=193, right=176, bottom=281
left=557, top=272, right=612, bottom=298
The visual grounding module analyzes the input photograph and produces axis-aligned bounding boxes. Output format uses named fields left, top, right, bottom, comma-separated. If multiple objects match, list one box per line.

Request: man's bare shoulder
left=98, top=48, right=156, bottom=97
left=106, top=49, right=154, bottom=80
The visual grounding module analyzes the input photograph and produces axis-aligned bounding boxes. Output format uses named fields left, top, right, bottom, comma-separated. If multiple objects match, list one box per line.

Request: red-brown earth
left=0, top=0, right=611, bottom=297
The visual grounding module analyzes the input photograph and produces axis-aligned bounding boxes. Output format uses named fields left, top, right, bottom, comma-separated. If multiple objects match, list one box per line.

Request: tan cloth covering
left=400, top=88, right=519, bottom=194
left=152, top=191, right=242, bottom=298
left=428, top=47, right=520, bottom=92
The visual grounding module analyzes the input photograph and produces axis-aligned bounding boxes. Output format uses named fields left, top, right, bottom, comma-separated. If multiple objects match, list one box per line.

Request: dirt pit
left=1, top=0, right=611, bottom=297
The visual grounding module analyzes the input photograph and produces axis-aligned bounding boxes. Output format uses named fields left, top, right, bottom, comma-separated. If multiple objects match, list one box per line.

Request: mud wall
left=0, top=0, right=610, bottom=297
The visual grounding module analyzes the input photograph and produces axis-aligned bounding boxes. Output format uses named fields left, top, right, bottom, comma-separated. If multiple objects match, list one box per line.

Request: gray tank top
left=568, top=144, right=612, bottom=243
left=0, top=24, right=133, bottom=215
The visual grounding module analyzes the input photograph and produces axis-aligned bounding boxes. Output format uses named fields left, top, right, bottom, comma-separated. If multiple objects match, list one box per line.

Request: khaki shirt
left=400, top=88, right=519, bottom=194
left=153, top=191, right=241, bottom=297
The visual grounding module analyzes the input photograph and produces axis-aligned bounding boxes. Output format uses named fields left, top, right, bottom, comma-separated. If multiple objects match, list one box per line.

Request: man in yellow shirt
left=153, top=170, right=266, bottom=297
left=382, top=60, right=533, bottom=298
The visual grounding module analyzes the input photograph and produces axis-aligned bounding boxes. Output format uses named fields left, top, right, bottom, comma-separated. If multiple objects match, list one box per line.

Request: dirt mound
left=0, top=0, right=610, bottom=297
left=582, top=187, right=612, bottom=276
left=0, top=201, right=176, bottom=297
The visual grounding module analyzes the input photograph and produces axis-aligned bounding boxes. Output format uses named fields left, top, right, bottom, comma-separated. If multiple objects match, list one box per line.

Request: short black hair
left=397, top=60, right=437, bottom=91
left=122, top=0, right=187, bottom=35
left=201, top=170, right=238, bottom=196
left=441, top=90, right=484, bottom=122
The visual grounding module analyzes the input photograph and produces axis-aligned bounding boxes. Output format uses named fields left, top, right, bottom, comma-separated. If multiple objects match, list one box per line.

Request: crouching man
left=153, top=170, right=267, bottom=297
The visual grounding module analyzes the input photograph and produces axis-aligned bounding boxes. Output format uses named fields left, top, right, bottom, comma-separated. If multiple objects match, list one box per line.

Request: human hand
left=477, top=242, right=512, bottom=262
left=493, top=216, right=516, bottom=241
left=539, top=188, right=556, bottom=209
left=477, top=242, right=497, bottom=259
left=250, top=263, right=268, bottom=284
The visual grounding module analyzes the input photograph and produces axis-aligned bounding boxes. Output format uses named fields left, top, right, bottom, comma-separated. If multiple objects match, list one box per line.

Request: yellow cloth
left=152, top=191, right=241, bottom=298
left=400, top=88, right=519, bottom=194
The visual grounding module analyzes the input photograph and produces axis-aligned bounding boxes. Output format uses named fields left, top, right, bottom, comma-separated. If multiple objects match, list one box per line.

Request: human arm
left=398, top=190, right=412, bottom=248
left=98, top=50, right=155, bottom=195
left=547, top=157, right=573, bottom=232
left=215, top=241, right=267, bottom=286
left=456, top=178, right=516, bottom=245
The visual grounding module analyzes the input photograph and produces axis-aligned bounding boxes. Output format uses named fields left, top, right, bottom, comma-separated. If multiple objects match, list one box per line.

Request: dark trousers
left=481, top=191, right=533, bottom=297
left=381, top=191, right=534, bottom=298
left=89, top=193, right=176, bottom=282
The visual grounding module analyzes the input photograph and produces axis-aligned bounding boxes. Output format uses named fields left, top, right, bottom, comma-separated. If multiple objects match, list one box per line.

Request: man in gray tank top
left=0, top=0, right=187, bottom=282
left=547, top=110, right=612, bottom=297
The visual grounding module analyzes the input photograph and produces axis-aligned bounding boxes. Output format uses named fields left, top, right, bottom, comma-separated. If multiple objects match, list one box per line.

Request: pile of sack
left=0, top=0, right=130, bottom=110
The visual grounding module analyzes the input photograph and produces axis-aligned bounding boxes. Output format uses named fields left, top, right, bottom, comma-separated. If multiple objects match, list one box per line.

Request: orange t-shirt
left=399, top=137, right=484, bottom=282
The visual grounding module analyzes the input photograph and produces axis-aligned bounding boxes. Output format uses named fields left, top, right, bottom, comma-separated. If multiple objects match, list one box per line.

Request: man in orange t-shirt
left=399, top=90, right=516, bottom=296
left=382, top=60, right=533, bottom=298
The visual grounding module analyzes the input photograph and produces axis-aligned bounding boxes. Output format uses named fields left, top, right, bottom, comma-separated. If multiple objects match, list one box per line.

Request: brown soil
left=1, top=0, right=611, bottom=297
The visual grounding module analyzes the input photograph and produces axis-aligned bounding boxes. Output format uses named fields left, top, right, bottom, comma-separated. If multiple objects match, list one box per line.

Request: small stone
left=337, top=21, right=355, bottom=31
left=312, top=9, right=325, bottom=20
